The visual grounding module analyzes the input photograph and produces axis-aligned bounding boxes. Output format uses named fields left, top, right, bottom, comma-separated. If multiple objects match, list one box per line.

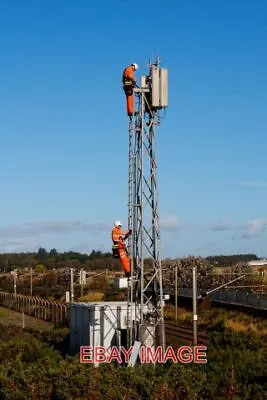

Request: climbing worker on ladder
left=111, top=221, right=132, bottom=277
left=122, top=63, right=138, bottom=117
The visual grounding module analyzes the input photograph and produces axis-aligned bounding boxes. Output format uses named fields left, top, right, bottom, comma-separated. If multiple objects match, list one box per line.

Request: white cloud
left=240, top=219, right=267, bottom=239
left=0, top=237, right=38, bottom=252
left=0, top=221, right=110, bottom=238
left=0, top=215, right=266, bottom=253
left=0, top=216, right=183, bottom=252
left=208, top=218, right=267, bottom=241
left=248, top=219, right=267, bottom=234
left=0, top=221, right=110, bottom=252
left=0, top=217, right=183, bottom=239
left=160, top=215, right=181, bottom=231
left=237, top=181, right=267, bottom=188
left=210, top=221, right=233, bottom=231
left=0, top=239, right=28, bottom=248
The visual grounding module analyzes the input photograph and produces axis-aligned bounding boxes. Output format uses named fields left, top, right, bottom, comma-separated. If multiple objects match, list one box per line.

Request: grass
left=164, top=304, right=192, bottom=324
left=78, top=291, right=105, bottom=302
left=0, top=306, right=53, bottom=331
left=164, top=304, right=267, bottom=338
left=224, top=314, right=267, bottom=336
left=0, top=308, right=9, bottom=318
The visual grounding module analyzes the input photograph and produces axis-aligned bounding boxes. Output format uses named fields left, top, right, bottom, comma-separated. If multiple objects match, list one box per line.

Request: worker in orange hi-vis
left=122, top=63, right=138, bottom=116
left=111, top=221, right=132, bottom=277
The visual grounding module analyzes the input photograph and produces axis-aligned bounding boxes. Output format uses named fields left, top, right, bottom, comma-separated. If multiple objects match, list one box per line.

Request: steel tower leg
left=127, top=116, right=135, bottom=348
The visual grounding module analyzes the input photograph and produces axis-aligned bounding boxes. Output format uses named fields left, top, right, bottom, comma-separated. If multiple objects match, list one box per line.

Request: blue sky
left=0, top=0, right=266, bottom=258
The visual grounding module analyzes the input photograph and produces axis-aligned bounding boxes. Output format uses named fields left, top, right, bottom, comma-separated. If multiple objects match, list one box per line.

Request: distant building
left=247, top=259, right=267, bottom=278
left=247, top=259, right=267, bottom=267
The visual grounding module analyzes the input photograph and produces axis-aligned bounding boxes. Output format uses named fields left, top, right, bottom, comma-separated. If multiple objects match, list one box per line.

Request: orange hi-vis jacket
left=112, top=226, right=129, bottom=245
left=122, top=66, right=136, bottom=87
left=112, top=226, right=131, bottom=275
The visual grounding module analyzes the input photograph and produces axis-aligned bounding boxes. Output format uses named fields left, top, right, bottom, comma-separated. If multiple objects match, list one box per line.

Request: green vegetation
left=165, top=304, right=267, bottom=331
left=0, top=248, right=122, bottom=272
left=0, top=250, right=263, bottom=302
left=0, top=267, right=128, bottom=301
left=0, top=308, right=266, bottom=399
left=0, top=249, right=258, bottom=272
left=206, top=254, right=258, bottom=267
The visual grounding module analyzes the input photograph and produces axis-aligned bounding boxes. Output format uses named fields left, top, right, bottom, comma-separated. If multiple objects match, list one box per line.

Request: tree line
left=0, top=249, right=259, bottom=272
left=0, top=248, right=120, bottom=272
left=206, top=254, right=258, bottom=267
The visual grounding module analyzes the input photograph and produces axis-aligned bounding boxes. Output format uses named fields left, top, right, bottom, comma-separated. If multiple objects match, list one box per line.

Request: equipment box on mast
left=151, top=67, right=168, bottom=108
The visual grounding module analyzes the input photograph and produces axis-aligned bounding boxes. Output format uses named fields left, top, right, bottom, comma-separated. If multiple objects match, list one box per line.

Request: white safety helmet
left=114, top=220, right=122, bottom=227
left=131, top=63, right=139, bottom=70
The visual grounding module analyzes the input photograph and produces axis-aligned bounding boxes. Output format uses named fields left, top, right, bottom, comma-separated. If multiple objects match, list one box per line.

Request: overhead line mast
left=126, top=57, right=169, bottom=352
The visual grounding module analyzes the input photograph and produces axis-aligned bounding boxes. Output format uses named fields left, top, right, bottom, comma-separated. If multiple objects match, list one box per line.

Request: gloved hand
left=128, top=229, right=132, bottom=234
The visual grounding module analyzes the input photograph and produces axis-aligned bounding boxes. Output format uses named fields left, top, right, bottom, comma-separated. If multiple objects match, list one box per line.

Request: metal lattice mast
left=127, top=58, right=168, bottom=351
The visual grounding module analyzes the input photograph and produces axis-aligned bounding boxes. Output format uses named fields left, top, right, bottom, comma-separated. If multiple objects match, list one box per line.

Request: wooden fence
left=0, top=291, right=69, bottom=324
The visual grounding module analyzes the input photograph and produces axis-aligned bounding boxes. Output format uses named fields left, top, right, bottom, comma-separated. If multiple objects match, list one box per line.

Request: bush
left=35, top=264, right=46, bottom=273
left=0, top=320, right=266, bottom=399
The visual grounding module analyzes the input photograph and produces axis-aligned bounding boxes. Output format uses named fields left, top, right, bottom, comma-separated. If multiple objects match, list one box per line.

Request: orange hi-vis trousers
left=123, top=65, right=136, bottom=116
left=118, top=242, right=131, bottom=275
left=126, top=94, right=134, bottom=116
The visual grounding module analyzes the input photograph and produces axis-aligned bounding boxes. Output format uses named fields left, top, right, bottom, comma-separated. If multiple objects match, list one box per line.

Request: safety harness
left=112, top=243, right=120, bottom=258
left=122, top=69, right=134, bottom=96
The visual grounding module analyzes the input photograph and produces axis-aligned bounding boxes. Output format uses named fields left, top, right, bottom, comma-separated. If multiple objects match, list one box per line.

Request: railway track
left=165, top=321, right=210, bottom=345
